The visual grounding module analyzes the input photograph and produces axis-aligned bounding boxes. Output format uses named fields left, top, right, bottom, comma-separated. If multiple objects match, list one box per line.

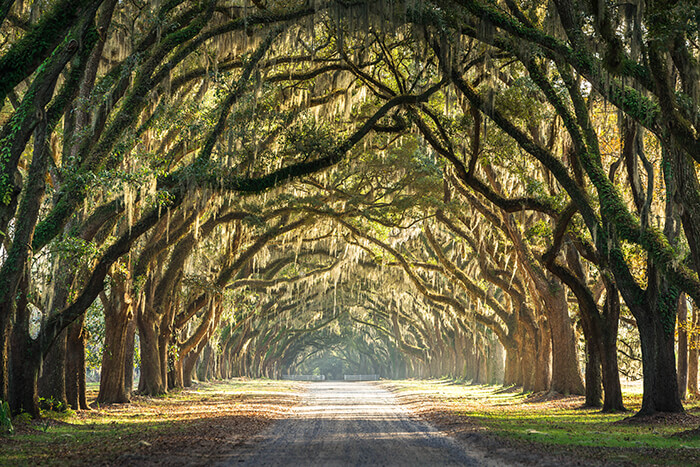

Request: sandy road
left=224, top=381, right=501, bottom=466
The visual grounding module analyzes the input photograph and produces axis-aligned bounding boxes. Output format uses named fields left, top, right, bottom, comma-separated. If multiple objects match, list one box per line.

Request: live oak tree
left=1, top=0, right=698, bottom=420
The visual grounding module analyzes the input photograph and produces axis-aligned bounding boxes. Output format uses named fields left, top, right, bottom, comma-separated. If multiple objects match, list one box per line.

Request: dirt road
left=224, top=381, right=501, bottom=466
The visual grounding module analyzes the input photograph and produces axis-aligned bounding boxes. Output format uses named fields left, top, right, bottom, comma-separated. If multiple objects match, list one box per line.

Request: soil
left=222, top=381, right=498, bottom=466
left=7, top=380, right=700, bottom=466
left=107, top=389, right=303, bottom=466
left=2, top=380, right=303, bottom=466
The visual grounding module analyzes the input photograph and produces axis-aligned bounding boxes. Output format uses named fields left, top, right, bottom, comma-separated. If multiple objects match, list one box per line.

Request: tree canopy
left=0, top=0, right=699, bottom=419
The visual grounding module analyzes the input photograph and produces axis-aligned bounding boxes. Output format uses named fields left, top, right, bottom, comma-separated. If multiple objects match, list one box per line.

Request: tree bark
left=97, top=286, right=133, bottom=404
left=551, top=245, right=624, bottom=410
left=533, top=323, right=551, bottom=392
left=490, top=338, right=505, bottom=384
left=137, top=313, right=165, bottom=396
left=170, top=357, right=184, bottom=389
left=65, top=315, right=88, bottom=410
left=37, top=262, right=75, bottom=410
left=520, top=336, right=535, bottom=392
left=584, top=337, right=603, bottom=407
left=546, top=289, right=584, bottom=395
left=599, top=283, right=625, bottom=412
left=4, top=84, right=55, bottom=416
left=500, top=213, right=583, bottom=395
left=0, top=311, right=10, bottom=404
left=158, top=316, right=172, bottom=391
left=124, top=316, right=136, bottom=396
left=678, top=294, right=689, bottom=400
left=688, top=303, right=699, bottom=398
left=631, top=279, right=684, bottom=415
left=38, top=331, right=68, bottom=409
left=504, top=344, right=520, bottom=387
left=575, top=293, right=602, bottom=407
left=184, top=344, right=206, bottom=387
left=9, top=284, right=41, bottom=417
left=198, top=345, right=212, bottom=381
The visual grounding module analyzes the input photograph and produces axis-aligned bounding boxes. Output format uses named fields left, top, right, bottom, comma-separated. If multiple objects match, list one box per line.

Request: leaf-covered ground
left=1, top=379, right=304, bottom=466
left=5, top=379, right=700, bottom=466
left=382, top=379, right=700, bottom=466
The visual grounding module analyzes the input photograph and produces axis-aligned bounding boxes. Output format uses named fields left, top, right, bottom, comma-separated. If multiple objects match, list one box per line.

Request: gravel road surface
left=224, top=381, right=502, bottom=466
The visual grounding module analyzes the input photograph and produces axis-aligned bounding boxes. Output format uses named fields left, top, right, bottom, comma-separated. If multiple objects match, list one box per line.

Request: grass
left=0, top=378, right=304, bottom=466
left=383, top=379, right=700, bottom=465
left=6, top=378, right=700, bottom=465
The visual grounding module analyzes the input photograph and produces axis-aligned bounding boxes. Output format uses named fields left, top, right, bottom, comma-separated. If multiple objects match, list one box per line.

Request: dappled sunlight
left=1, top=1, right=699, bottom=465
left=381, top=379, right=700, bottom=459
left=4, top=380, right=305, bottom=465
left=71, top=380, right=304, bottom=427
left=231, top=381, right=482, bottom=466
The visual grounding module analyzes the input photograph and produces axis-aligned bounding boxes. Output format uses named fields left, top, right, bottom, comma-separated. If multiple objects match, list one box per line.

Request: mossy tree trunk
left=97, top=278, right=133, bottom=404
left=38, top=332, right=68, bottom=409
left=626, top=264, right=684, bottom=415
left=38, top=262, right=76, bottom=411
left=9, top=281, right=41, bottom=417
left=677, top=295, right=689, bottom=401
left=688, top=304, right=699, bottom=398
left=66, top=315, right=89, bottom=410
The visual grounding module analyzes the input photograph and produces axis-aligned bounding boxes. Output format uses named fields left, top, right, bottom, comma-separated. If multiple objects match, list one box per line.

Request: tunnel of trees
left=0, top=0, right=698, bottom=420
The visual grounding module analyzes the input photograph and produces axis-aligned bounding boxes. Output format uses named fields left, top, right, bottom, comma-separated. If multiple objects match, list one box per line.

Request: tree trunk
left=578, top=301, right=602, bottom=407
left=504, top=346, right=519, bottom=386
left=554, top=247, right=624, bottom=410
left=4, top=106, right=56, bottom=416
left=9, top=290, right=41, bottom=417
left=584, top=338, right=603, bottom=407
left=547, top=291, right=585, bottom=395
left=66, top=315, right=88, bottom=410
left=183, top=349, right=201, bottom=387
left=175, top=300, right=219, bottom=387
left=38, top=331, right=68, bottom=409
left=520, top=337, right=535, bottom=392
left=159, top=323, right=171, bottom=390
left=678, top=295, right=689, bottom=400
left=500, top=212, right=583, bottom=395
left=632, top=291, right=684, bottom=414
left=137, top=315, right=165, bottom=396
left=0, top=312, right=10, bottom=404
left=206, top=344, right=217, bottom=380
left=170, top=357, right=184, bottom=389
left=198, top=346, right=212, bottom=381
left=688, top=303, right=699, bottom=397
left=124, top=316, right=136, bottom=396
left=599, top=283, right=625, bottom=412
left=37, top=265, right=75, bottom=410
left=504, top=343, right=514, bottom=386
left=490, top=339, right=505, bottom=384
left=476, top=347, right=488, bottom=384
left=97, top=298, right=132, bottom=404
left=533, top=324, right=551, bottom=392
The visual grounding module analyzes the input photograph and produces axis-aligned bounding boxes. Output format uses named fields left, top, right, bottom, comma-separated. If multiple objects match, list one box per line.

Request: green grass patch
left=384, top=379, right=700, bottom=465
